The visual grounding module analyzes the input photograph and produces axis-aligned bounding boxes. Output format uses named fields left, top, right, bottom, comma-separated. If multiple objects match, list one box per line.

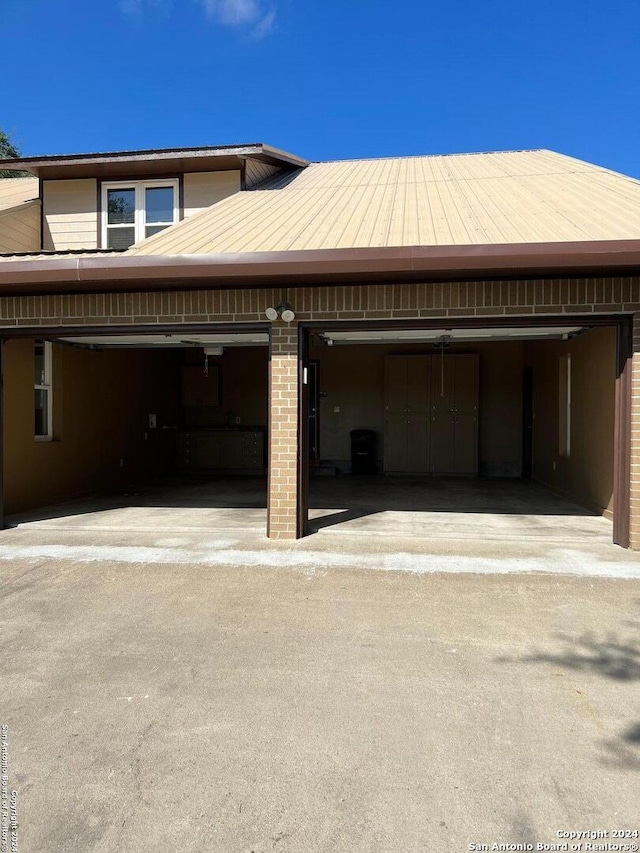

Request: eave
left=0, top=241, right=639, bottom=297
left=0, top=143, right=309, bottom=180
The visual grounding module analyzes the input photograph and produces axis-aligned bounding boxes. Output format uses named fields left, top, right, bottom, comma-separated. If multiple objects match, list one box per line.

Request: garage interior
left=1, top=319, right=621, bottom=546
left=303, top=322, right=617, bottom=544
left=2, top=330, right=271, bottom=528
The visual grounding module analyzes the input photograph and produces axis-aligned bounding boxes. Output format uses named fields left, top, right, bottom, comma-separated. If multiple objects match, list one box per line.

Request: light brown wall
left=308, top=341, right=524, bottom=474
left=524, top=327, right=616, bottom=516
left=0, top=203, right=40, bottom=252
left=3, top=341, right=180, bottom=514
left=183, top=171, right=241, bottom=217
left=220, top=346, right=268, bottom=425
left=43, top=179, right=98, bottom=250
left=181, top=346, right=268, bottom=427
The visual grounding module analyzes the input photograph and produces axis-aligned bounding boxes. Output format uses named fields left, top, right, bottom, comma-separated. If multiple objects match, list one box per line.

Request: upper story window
left=102, top=179, right=179, bottom=249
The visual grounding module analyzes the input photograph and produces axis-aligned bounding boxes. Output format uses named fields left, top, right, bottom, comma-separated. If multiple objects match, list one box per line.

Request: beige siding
left=183, top=171, right=241, bottom=217
left=43, top=179, right=98, bottom=250
left=0, top=177, right=39, bottom=212
left=0, top=202, right=40, bottom=253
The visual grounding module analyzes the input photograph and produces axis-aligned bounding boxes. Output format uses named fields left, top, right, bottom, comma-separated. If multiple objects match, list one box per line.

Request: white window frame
left=101, top=179, right=179, bottom=249
left=35, top=340, right=53, bottom=441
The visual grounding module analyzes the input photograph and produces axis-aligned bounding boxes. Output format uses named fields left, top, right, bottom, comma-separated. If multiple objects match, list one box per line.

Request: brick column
left=268, top=323, right=299, bottom=539
left=629, top=314, right=640, bottom=549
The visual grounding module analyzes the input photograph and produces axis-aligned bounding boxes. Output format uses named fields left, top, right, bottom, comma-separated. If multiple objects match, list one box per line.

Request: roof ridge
left=310, top=149, right=551, bottom=165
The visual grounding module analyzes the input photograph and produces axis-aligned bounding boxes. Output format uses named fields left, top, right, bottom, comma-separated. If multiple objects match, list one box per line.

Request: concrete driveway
left=1, top=525, right=640, bottom=852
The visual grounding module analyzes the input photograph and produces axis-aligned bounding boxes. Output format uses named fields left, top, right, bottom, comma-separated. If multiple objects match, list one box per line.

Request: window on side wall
left=102, top=180, right=179, bottom=249
left=35, top=340, right=52, bottom=440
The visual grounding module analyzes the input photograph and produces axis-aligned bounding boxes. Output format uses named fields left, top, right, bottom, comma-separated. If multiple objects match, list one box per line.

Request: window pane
left=35, top=389, right=49, bottom=436
left=107, top=227, right=136, bottom=250
left=145, top=224, right=169, bottom=238
left=107, top=189, right=135, bottom=224
left=145, top=186, right=174, bottom=223
left=35, top=341, right=45, bottom=385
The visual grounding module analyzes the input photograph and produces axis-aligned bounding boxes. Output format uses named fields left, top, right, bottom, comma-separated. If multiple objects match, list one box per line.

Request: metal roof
left=0, top=177, right=40, bottom=215
left=128, top=149, right=640, bottom=255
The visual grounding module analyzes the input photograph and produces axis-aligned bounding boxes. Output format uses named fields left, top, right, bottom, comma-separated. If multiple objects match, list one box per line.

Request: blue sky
left=2, top=0, right=639, bottom=176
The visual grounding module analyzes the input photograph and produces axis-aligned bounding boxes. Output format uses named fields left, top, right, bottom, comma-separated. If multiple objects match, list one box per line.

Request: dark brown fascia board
left=0, top=240, right=639, bottom=296
left=255, top=145, right=309, bottom=169
left=0, top=143, right=309, bottom=179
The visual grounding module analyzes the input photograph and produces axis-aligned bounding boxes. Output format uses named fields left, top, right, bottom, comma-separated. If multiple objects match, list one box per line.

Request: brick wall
left=0, top=277, right=638, bottom=326
left=269, top=324, right=298, bottom=540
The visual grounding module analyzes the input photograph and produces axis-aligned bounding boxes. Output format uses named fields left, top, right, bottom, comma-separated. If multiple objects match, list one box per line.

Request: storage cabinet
left=384, top=354, right=478, bottom=475
left=177, top=429, right=265, bottom=471
left=383, top=356, right=431, bottom=473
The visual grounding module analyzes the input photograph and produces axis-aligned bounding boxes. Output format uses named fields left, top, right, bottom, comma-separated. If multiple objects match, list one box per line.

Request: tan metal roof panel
left=0, top=176, right=40, bottom=214
left=127, top=150, right=640, bottom=256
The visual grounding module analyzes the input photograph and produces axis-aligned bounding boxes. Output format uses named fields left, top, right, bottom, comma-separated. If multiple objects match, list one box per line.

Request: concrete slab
left=7, top=475, right=613, bottom=547
left=1, top=538, right=639, bottom=852
left=6, top=476, right=268, bottom=533
left=309, top=476, right=613, bottom=544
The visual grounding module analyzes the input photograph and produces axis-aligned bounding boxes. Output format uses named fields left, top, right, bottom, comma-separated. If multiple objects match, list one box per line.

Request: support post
left=628, top=314, right=640, bottom=549
left=267, top=324, right=299, bottom=539
left=614, top=318, right=632, bottom=547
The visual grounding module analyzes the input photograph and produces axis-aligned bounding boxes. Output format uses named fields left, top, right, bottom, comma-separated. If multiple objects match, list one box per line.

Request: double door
left=384, top=354, right=479, bottom=475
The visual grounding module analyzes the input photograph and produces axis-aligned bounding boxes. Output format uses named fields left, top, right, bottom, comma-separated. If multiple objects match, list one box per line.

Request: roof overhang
left=0, top=240, right=639, bottom=296
left=0, top=143, right=308, bottom=180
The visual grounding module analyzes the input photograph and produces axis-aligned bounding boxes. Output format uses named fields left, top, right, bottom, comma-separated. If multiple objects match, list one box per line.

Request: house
left=0, top=144, right=639, bottom=547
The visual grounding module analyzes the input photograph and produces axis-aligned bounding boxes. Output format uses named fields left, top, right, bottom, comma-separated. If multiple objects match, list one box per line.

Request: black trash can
left=350, top=429, right=377, bottom=474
